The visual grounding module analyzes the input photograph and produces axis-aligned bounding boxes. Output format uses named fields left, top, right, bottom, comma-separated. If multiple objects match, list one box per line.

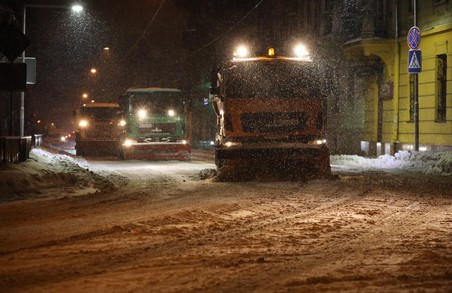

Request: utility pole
left=407, top=0, right=421, bottom=151
left=413, top=0, right=419, bottom=152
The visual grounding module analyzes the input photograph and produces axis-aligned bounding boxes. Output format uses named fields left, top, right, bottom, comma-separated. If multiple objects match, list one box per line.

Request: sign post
left=407, top=25, right=421, bottom=151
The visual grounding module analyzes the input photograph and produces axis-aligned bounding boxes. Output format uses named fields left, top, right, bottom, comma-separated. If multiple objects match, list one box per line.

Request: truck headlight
left=233, top=45, right=249, bottom=58
left=123, top=139, right=136, bottom=147
left=224, top=141, right=241, bottom=147
left=309, top=139, right=327, bottom=145
left=78, top=119, right=88, bottom=128
left=167, top=109, right=176, bottom=117
left=137, top=109, right=147, bottom=119
left=293, top=43, right=310, bottom=59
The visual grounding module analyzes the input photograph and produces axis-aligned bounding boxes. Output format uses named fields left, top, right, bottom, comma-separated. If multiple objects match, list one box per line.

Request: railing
left=33, top=134, right=43, bottom=148
left=0, top=135, right=42, bottom=164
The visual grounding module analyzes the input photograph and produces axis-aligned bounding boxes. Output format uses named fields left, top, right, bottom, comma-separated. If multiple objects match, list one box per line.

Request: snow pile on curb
left=0, top=148, right=128, bottom=199
left=331, top=151, right=452, bottom=176
left=1, top=149, right=450, bottom=200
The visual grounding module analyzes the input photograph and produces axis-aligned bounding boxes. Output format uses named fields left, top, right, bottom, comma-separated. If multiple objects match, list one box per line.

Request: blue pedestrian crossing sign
left=408, top=49, right=422, bottom=74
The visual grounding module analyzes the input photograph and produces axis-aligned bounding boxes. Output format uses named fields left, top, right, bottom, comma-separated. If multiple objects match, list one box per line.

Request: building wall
left=363, top=75, right=378, bottom=142
left=398, top=27, right=452, bottom=146
left=341, top=0, right=452, bottom=154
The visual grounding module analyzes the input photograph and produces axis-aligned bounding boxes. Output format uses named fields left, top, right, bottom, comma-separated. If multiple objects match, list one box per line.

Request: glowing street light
left=90, top=68, right=97, bottom=74
left=82, top=93, right=88, bottom=99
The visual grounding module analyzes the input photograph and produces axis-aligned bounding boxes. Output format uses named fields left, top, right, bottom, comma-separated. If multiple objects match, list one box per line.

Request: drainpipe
left=392, top=0, right=400, bottom=154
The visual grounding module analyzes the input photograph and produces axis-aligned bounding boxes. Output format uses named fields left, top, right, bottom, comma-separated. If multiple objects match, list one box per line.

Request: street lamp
left=20, top=3, right=84, bottom=136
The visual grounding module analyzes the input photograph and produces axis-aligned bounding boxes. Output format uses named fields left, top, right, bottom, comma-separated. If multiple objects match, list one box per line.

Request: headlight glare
left=123, top=139, right=136, bottom=147
left=309, top=139, right=327, bottom=145
left=137, top=109, right=147, bottom=119
left=224, top=141, right=241, bottom=147
left=79, top=119, right=88, bottom=128
left=293, top=43, right=310, bottom=58
left=233, top=45, right=249, bottom=58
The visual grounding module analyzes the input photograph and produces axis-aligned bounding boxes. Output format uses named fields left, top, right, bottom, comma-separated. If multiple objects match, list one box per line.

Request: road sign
left=16, top=57, right=36, bottom=84
left=408, top=49, right=422, bottom=74
left=0, top=24, right=31, bottom=62
left=407, top=26, right=421, bottom=49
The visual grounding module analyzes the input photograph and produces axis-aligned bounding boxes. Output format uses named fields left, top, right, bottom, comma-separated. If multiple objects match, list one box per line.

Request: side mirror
left=210, top=67, right=221, bottom=96
left=210, top=87, right=219, bottom=95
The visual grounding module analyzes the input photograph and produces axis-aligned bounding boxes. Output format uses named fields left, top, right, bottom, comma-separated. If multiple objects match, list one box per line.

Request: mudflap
left=75, top=140, right=121, bottom=157
left=312, top=144, right=331, bottom=176
left=121, top=142, right=191, bottom=161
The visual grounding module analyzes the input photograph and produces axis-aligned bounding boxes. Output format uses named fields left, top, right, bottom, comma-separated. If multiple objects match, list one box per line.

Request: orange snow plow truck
left=74, top=102, right=124, bottom=157
left=209, top=45, right=331, bottom=177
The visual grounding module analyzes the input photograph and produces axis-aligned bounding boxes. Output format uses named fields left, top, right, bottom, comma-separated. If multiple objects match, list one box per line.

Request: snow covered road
left=0, top=149, right=451, bottom=292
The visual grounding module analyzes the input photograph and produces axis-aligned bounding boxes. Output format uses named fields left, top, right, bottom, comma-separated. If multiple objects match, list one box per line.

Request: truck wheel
left=76, top=148, right=84, bottom=156
left=313, top=146, right=331, bottom=176
left=215, top=157, right=225, bottom=168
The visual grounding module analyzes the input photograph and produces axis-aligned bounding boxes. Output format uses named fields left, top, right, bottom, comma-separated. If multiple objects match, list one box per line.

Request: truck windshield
left=80, top=107, right=118, bottom=120
left=224, top=61, right=321, bottom=99
left=127, top=93, right=184, bottom=114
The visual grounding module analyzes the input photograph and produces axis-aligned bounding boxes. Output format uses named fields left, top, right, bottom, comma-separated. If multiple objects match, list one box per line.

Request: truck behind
left=74, top=102, right=125, bottom=157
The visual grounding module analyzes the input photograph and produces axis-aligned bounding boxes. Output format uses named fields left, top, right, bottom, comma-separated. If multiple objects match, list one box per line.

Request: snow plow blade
left=121, top=142, right=191, bottom=161
left=75, top=140, right=121, bottom=157
left=215, top=143, right=331, bottom=181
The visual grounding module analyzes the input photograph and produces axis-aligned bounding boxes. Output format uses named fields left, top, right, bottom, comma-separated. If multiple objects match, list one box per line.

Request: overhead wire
left=122, top=0, right=167, bottom=60
left=189, top=0, right=265, bottom=57
left=121, top=0, right=264, bottom=61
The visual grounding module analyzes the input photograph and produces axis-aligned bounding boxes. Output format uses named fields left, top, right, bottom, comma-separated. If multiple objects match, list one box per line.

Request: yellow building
left=343, top=0, right=451, bottom=155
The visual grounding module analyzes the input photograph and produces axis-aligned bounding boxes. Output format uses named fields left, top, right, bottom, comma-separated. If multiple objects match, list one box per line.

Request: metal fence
left=0, top=134, right=43, bottom=165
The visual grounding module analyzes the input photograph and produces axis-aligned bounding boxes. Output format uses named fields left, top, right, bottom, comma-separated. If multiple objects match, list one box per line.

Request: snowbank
left=0, top=148, right=128, bottom=200
left=0, top=149, right=450, bottom=200
left=331, top=150, right=452, bottom=176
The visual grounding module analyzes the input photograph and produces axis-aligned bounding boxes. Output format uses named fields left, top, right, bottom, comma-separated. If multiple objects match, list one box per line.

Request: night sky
left=24, top=0, right=193, bottom=130
left=2, top=0, right=321, bottom=132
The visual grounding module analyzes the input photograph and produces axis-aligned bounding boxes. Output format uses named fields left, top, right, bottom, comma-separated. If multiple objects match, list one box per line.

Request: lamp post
left=20, top=3, right=83, bottom=136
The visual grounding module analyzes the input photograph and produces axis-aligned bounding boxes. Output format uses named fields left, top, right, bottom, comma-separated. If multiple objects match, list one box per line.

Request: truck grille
left=241, top=112, right=307, bottom=133
left=138, top=123, right=176, bottom=134
left=85, top=125, right=117, bottom=139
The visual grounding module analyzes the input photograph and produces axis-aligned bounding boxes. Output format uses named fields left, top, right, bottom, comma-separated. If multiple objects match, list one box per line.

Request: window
left=436, top=54, right=447, bottom=122
left=224, top=61, right=321, bottom=99
left=409, top=74, right=415, bottom=122
left=433, top=0, right=448, bottom=6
